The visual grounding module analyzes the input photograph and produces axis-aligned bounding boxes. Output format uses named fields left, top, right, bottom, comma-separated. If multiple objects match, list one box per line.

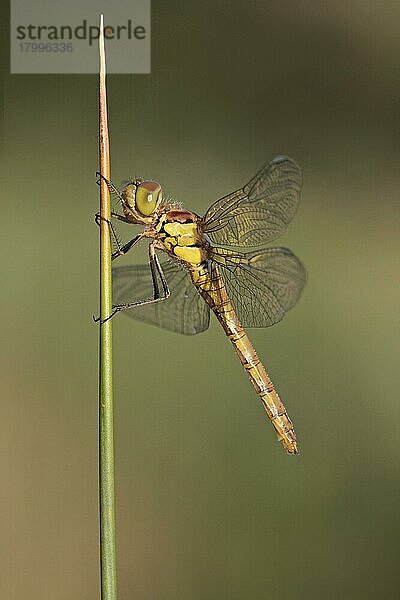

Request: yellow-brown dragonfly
left=99, top=156, right=306, bottom=454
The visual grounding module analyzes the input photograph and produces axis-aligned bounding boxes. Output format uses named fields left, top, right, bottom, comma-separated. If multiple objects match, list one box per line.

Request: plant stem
left=98, top=14, right=117, bottom=600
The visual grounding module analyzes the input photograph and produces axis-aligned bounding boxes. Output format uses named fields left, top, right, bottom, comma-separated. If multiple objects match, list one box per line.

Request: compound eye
left=135, top=181, right=162, bottom=216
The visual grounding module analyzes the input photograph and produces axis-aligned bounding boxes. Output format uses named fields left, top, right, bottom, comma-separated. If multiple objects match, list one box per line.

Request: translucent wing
left=203, top=156, right=302, bottom=248
left=211, top=246, right=306, bottom=327
left=113, top=259, right=210, bottom=335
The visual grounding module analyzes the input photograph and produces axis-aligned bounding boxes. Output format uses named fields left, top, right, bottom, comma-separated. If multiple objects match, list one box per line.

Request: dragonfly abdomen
left=231, top=329, right=298, bottom=454
left=192, top=263, right=298, bottom=454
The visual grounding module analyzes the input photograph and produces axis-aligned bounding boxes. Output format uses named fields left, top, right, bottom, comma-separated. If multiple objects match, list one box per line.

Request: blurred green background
left=2, top=1, right=400, bottom=598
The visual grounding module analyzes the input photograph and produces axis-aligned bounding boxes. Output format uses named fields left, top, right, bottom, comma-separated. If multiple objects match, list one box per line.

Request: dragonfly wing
left=112, top=258, right=210, bottom=335
left=203, top=156, right=302, bottom=248
left=211, top=246, right=306, bottom=327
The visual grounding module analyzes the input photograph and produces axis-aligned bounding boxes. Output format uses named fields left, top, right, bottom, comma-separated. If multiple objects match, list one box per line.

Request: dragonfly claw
left=92, top=308, right=119, bottom=325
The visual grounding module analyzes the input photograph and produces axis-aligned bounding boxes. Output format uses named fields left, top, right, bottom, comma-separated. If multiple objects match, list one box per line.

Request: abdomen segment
left=229, top=328, right=298, bottom=454
left=192, top=264, right=298, bottom=454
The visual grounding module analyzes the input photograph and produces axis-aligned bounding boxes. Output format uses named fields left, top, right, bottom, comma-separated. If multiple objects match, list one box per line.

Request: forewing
left=112, top=258, right=210, bottom=335
left=211, top=246, right=306, bottom=327
left=204, top=156, right=302, bottom=248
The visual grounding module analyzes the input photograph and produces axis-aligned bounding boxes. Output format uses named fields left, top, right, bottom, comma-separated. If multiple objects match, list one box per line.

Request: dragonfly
left=98, top=156, right=306, bottom=454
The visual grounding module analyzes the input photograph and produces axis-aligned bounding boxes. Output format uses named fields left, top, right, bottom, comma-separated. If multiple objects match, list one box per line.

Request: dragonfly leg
left=96, top=172, right=134, bottom=224
left=94, top=243, right=170, bottom=325
left=111, top=233, right=143, bottom=261
left=95, top=212, right=125, bottom=255
left=110, top=211, right=133, bottom=224
left=149, top=243, right=169, bottom=299
left=96, top=171, right=125, bottom=204
left=95, top=212, right=144, bottom=260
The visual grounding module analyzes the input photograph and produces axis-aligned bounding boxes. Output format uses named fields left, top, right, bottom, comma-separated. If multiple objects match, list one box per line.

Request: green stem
left=98, top=15, right=117, bottom=600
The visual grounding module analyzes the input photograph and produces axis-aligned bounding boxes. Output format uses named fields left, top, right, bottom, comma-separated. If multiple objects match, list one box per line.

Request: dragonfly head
left=122, top=179, right=163, bottom=222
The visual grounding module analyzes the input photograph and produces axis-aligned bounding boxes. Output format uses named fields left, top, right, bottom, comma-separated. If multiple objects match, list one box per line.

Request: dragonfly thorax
left=156, top=210, right=208, bottom=266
